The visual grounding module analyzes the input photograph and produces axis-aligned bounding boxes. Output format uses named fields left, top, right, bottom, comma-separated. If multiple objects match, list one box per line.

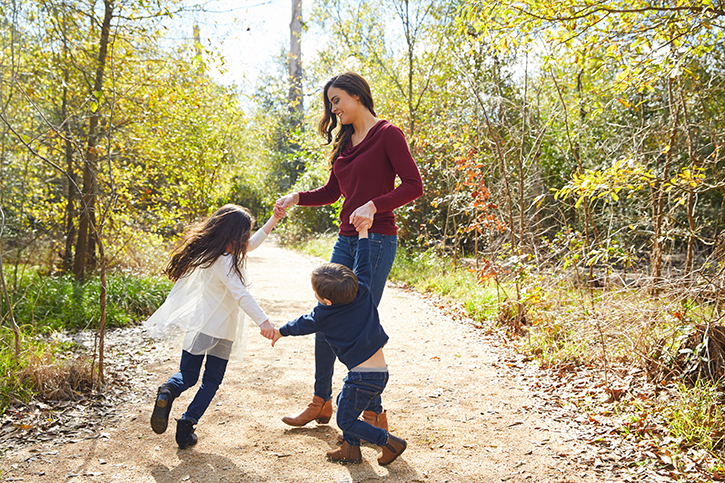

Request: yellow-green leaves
left=555, top=157, right=653, bottom=206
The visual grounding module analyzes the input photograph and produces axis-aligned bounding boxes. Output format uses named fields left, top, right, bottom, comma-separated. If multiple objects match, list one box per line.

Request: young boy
left=271, top=227, right=406, bottom=466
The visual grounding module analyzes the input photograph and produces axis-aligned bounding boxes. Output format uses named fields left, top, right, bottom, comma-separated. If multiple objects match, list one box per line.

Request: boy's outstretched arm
left=353, top=225, right=372, bottom=283
left=271, top=329, right=283, bottom=347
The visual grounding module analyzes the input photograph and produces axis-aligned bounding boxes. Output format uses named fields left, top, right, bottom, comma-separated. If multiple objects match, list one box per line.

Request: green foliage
left=279, top=159, right=342, bottom=242
left=3, top=270, right=172, bottom=331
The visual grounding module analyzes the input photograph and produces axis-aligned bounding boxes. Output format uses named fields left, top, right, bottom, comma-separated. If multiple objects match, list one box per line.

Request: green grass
left=666, top=381, right=725, bottom=453
left=289, top=232, right=337, bottom=261
left=3, top=269, right=173, bottom=332
left=390, top=247, right=502, bottom=324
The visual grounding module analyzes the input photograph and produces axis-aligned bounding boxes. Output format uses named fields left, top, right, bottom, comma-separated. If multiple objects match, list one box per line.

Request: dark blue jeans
left=164, top=350, right=228, bottom=424
left=314, top=232, right=397, bottom=401
left=336, top=371, right=390, bottom=447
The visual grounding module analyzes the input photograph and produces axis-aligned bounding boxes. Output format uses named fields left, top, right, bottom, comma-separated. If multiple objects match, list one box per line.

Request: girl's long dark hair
left=164, top=204, right=254, bottom=283
left=318, top=71, right=376, bottom=166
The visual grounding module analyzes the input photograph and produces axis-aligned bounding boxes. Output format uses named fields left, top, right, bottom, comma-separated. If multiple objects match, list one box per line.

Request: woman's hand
left=275, top=192, right=299, bottom=211
left=350, top=200, right=376, bottom=231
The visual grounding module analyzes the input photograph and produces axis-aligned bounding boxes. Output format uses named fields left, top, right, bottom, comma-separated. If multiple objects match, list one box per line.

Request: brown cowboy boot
left=326, top=441, right=362, bottom=464
left=282, top=395, right=332, bottom=426
left=338, top=410, right=388, bottom=442
left=378, top=432, right=407, bottom=466
left=363, top=410, right=388, bottom=431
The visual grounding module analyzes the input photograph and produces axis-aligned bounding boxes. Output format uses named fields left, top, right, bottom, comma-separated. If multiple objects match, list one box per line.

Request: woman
left=275, top=71, right=423, bottom=430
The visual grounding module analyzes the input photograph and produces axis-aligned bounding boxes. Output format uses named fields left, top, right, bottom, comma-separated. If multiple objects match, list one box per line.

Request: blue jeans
left=336, top=371, right=390, bottom=447
left=314, top=232, right=397, bottom=401
left=164, top=350, right=228, bottom=424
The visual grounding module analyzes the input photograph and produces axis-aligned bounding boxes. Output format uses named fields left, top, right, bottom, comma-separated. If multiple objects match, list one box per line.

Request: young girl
left=144, top=204, right=282, bottom=449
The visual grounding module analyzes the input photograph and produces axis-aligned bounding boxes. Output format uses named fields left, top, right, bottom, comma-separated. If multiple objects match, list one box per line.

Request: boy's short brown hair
left=311, top=263, right=358, bottom=305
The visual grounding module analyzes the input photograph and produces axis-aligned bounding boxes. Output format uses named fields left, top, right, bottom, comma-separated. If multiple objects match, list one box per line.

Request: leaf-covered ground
left=0, top=240, right=711, bottom=482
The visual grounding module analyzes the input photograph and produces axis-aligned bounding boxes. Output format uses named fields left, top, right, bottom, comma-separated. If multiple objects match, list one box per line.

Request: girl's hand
left=273, top=205, right=286, bottom=219
left=350, top=200, right=376, bottom=231
left=259, top=320, right=275, bottom=340
left=271, top=329, right=282, bottom=347
left=275, top=193, right=299, bottom=210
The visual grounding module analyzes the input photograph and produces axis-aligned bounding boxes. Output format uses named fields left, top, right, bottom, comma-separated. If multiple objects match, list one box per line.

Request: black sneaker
left=150, top=385, right=176, bottom=434
left=176, top=418, right=198, bottom=449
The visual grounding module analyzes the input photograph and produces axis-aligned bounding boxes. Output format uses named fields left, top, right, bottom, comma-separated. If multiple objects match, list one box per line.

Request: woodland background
left=1, top=0, right=725, bottom=477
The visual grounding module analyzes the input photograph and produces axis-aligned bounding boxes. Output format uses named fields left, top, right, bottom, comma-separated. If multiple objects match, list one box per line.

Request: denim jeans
left=164, top=350, right=229, bottom=423
left=314, top=232, right=397, bottom=401
left=336, top=371, right=390, bottom=447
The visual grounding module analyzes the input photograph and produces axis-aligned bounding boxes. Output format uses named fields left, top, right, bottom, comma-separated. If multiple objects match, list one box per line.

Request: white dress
left=144, top=229, right=269, bottom=361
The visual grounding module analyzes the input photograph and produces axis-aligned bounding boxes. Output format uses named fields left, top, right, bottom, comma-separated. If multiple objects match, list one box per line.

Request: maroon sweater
left=298, top=120, right=423, bottom=236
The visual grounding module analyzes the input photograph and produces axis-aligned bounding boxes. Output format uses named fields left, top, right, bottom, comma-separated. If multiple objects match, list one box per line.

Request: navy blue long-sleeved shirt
left=279, top=238, right=389, bottom=370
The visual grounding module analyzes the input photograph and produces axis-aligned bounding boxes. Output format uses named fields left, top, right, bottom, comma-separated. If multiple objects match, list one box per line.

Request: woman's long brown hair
left=164, top=204, right=254, bottom=283
left=318, top=71, right=376, bottom=166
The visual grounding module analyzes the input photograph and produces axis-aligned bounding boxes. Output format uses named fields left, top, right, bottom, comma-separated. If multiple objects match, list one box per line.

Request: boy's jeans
left=314, top=232, right=397, bottom=401
left=165, top=350, right=228, bottom=423
left=336, top=371, right=390, bottom=447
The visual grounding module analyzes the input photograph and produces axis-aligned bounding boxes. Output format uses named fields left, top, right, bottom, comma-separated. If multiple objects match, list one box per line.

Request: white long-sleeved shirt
left=144, top=229, right=268, bottom=361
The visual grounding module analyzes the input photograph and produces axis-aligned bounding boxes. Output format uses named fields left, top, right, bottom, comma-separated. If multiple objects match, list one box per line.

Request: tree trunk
left=650, top=77, right=680, bottom=289
left=518, top=55, right=528, bottom=252
left=0, top=213, right=20, bottom=360
left=679, top=85, right=698, bottom=279
left=62, top=134, right=77, bottom=272
left=61, top=61, right=77, bottom=272
left=74, top=0, right=114, bottom=281
left=404, top=0, right=415, bottom=139
left=288, top=0, right=303, bottom=119
left=96, top=232, right=108, bottom=387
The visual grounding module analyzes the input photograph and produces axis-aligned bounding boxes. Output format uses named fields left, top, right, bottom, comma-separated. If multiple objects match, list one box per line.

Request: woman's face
left=327, top=86, right=361, bottom=125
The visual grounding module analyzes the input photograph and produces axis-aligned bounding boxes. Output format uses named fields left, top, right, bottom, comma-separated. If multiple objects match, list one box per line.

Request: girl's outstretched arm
left=261, top=207, right=286, bottom=235
left=248, top=208, right=286, bottom=251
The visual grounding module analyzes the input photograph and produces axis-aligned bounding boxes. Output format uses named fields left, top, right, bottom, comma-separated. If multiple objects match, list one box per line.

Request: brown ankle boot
left=282, top=395, right=332, bottom=426
left=362, top=410, right=388, bottom=431
left=327, top=441, right=362, bottom=464
left=378, top=432, right=407, bottom=466
left=338, top=410, right=388, bottom=442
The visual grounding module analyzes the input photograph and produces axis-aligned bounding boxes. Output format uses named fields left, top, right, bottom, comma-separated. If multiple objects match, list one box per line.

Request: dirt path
left=2, top=240, right=612, bottom=482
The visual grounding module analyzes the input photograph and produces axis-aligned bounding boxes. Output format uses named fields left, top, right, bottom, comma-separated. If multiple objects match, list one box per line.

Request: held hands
left=350, top=200, right=376, bottom=232
left=259, top=320, right=276, bottom=340
left=271, top=329, right=282, bottom=347
left=275, top=192, right=299, bottom=211
left=273, top=205, right=287, bottom=219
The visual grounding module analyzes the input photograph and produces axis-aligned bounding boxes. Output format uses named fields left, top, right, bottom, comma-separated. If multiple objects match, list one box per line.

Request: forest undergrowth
left=293, top=233, right=725, bottom=477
